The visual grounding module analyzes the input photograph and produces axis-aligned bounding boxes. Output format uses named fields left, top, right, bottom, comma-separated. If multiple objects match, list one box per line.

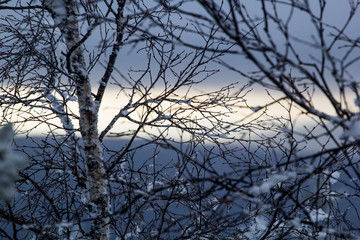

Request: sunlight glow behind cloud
left=8, top=84, right=356, bottom=142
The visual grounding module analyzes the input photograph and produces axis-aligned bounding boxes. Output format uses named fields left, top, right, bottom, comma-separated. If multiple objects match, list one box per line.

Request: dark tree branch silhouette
left=0, top=0, right=360, bottom=239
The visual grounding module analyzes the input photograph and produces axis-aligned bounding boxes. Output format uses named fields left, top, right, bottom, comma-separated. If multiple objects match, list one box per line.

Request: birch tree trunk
left=2, top=0, right=360, bottom=239
left=44, top=0, right=109, bottom=239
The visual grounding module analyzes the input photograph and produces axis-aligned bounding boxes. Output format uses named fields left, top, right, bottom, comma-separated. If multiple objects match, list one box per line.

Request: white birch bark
left=43, top=0, right=109, bottom=239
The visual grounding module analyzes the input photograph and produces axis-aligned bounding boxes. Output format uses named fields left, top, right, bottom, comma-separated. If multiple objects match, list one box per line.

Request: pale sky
left=3, top=0, right=359, bottom=139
